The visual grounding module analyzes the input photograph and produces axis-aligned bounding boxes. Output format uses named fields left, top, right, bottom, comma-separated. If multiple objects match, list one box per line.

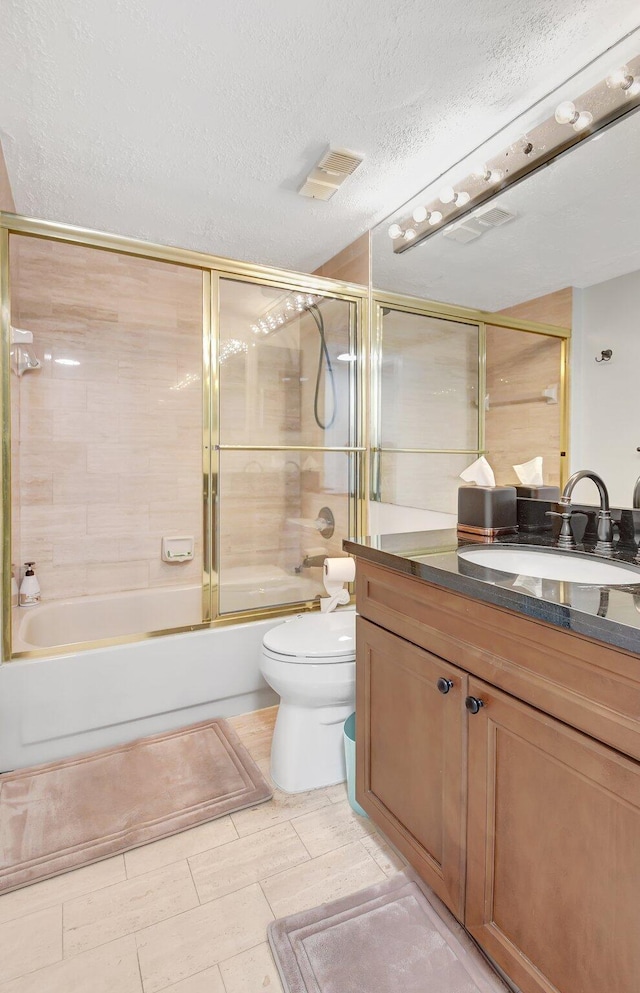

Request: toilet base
left=270, top=700, right=352, bottom=793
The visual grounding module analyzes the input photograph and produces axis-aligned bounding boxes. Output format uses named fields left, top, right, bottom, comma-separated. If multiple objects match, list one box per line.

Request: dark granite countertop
left=344, top=527, right=640, bottom=655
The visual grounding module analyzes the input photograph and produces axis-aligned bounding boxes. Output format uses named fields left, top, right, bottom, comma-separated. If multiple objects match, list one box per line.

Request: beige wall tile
left=0, top=856, right=125, bottom=926
left=63, top=860, right=198, bottom=958
left=189, top=822, right=310, bottom=903
left=124, top=818, right=238, bottom=879
left=219, top=942, right=284, bottom=993
left=85, top=561, right=150, bottom=595
left=0, top=935, right=142, bottom=993
left=260, top=840, right=385, bottom=918
left=290, top=798, right=374, bottom=858
left=136, top=882, right=274, bottom=993
left=0, top=906, right=62, bottom=984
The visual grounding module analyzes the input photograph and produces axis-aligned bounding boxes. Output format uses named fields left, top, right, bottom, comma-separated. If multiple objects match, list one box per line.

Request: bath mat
left=268, top=870, right=509, bottom=993
left=0, top=718, right=271, bottom=894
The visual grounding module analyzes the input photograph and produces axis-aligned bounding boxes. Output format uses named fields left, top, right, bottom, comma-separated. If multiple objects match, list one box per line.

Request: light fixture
left=606, top=65, right=640, bottom=96
left=439, top=187, right=469, bottom=207
left=472, top=163, right=505, bottom=184
left=554, top=101, right=593, bottom=132
left=388, top=50, right=640, bottom=254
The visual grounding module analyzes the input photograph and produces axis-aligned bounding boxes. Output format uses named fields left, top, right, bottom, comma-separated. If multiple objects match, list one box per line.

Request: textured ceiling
left=1, top=0, right=639, bottom=273
left=372, top=108, right=640, bottom=310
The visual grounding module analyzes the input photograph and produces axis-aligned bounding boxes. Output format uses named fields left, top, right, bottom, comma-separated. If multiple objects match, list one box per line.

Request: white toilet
left=260, top=609, right=356, bottom=793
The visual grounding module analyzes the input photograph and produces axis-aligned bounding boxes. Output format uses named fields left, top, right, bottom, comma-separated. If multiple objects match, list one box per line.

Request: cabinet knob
left=436, top=677, right=453, bottom=695
left=465, top=695, right=484, bottom=715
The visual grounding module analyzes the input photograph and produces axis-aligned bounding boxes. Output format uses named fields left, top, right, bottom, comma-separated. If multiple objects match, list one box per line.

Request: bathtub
left=0, top=570, right=321, bottom=771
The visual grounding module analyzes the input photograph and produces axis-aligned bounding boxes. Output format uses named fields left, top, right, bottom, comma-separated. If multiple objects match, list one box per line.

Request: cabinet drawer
left=356, top=558, right=640, bottom=762
left=356, top=616, right=467, bottom=919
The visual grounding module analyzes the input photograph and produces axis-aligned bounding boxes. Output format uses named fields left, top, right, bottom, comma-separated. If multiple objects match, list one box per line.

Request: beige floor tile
left=189, top=823, right=309, bottom=904
left=0, top=906, right=62, bottom=984
left=124, top=817, right=238, bottom=878
left=260, top=841, right=385, bottom=919
left=0, top=856, right=126, bottom=925
left=230, top=785, right=332, bottom=838
left=155, top=964, right=225, bottom=993
left=136, top=883, right=274, bottom=993
left=325, top=782, right=349, bottom=804
left=219, top=942, right=284, bottom=993
left=63, top=860, right=198, bottom=958
left=360, top=833, right=406, bottom=876
left=291, top=798, right=375, bottom=857
left=0, top=935, right=142, bottom=993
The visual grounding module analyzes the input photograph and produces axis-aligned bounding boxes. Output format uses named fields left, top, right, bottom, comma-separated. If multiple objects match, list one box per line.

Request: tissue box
left=515, top=485, right=560, bottom=501
left=457, top=485, right=518, bottom=539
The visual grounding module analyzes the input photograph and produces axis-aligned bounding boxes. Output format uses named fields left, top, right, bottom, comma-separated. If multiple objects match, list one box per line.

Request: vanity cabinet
left=356, top=617, right=467, bottom=918
left=354, top=558, right=640, bottom=993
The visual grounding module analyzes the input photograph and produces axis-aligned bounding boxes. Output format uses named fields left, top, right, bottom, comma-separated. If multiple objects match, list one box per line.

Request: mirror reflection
left=372, top=106, right=640, bottom=510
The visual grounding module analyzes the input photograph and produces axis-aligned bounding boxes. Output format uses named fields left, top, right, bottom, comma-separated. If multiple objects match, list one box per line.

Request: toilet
left=260, top=608, right=356, bottom=793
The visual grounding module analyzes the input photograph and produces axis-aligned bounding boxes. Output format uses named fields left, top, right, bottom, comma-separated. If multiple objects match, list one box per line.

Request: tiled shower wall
left=10, top=237, right=203, bottom=602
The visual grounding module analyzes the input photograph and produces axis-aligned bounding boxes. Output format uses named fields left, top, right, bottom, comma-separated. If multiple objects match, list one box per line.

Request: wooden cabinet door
left=466, top=677, right=640, bottom=993
left=356, top=616, right=467, bottom=918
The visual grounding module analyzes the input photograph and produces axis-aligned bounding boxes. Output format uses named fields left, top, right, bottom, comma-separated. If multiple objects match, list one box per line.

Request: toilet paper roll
left=323, top=557, right=356, bottom=585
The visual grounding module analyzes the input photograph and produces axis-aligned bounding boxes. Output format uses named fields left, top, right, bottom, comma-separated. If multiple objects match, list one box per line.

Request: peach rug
left=0, top=718, right=271, bottom=894
left=269, top=870, right=509, bottom=993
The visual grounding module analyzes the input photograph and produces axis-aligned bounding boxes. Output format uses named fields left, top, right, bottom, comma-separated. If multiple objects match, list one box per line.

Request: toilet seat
left=262, top=610, right=356, bottom=664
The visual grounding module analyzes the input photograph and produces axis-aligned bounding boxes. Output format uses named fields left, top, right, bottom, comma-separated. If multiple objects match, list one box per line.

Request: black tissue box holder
left=457, top=485, right=518, bottom=539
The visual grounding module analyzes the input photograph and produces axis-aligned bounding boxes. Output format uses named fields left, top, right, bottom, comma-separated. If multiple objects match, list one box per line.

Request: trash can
left=343, top=712, right=368, bottom=818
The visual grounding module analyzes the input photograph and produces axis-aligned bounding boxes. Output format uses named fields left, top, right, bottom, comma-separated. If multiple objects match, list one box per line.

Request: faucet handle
left=545, top=509, right=586, bottom=550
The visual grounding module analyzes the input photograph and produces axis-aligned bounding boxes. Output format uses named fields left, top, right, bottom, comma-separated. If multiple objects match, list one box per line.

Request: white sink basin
left=458, top=545, right=640, bottom=585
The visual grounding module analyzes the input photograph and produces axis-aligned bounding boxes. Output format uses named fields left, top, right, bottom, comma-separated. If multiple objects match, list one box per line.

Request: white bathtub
left=14, top=569, right=320, bottom=652
left=1, top=571, right=321, bottom=771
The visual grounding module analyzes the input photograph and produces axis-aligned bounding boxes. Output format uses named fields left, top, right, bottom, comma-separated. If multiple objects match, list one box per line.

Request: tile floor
left=0, top=707, right=404, bottom=992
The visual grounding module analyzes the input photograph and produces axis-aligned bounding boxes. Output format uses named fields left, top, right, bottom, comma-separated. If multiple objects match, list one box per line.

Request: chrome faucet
left=556, top=470, right=614, bottom=556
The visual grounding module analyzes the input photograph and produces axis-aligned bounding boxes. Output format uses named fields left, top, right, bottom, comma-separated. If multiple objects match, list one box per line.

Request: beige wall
left=11, top=237, right=203, bottom=608
left=313, top=233, right=370, bottom=286
left=485, top=289, right=570, bottom=487
left=0, top=141, right=15, bottom=212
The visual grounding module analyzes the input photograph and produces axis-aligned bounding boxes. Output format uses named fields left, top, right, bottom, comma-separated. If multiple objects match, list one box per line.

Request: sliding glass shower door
left=216, top=277, right=363, bottom=615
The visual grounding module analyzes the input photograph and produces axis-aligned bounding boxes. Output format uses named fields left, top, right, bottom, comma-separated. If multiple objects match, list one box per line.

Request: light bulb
left=488, top=168, right=504, bottom=184
left=412, top=205, right=428, bottom=224
left=439, top=186, right=455, bottom=204
left=472, top=163, right=490, bottom=180
left=455, top=191, right=470, bottom=206
left=428, top=210, right=443, bottom=225
left=403, top=227, right=417, bottom=241
left=626, top=78, right=640, bottom=97
left=607, top=65, right=631, bottom=88
left=572, top=111, right=593, bottom=132
left=388, top=223, right=402, bottom=239
left=555, top=101, right=577, bottom=125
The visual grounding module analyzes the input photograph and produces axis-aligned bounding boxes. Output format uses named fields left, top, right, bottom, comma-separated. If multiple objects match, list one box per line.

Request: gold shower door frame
left=0, top=213, right=369, bottom=661
left=370, top=290, right=570, bottom=505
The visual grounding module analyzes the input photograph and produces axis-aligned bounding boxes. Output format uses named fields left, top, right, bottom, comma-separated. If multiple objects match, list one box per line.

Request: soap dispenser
left=19, top=562, right=40, bottom=607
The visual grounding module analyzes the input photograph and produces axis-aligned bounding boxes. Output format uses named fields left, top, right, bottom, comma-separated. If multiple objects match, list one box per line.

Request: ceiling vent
left=442, top=219, right=484, bottom=244
left=299, top=146, right=363, bottom=200
left=475, top=205, right=517, bottom=227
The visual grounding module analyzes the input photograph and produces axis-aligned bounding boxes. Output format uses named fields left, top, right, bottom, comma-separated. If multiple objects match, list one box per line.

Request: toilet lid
left=263, top=610, right=356, bottom=661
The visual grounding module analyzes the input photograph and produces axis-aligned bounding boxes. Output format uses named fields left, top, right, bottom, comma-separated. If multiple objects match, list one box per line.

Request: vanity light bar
left=389, top=54, right=640, bottom=253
